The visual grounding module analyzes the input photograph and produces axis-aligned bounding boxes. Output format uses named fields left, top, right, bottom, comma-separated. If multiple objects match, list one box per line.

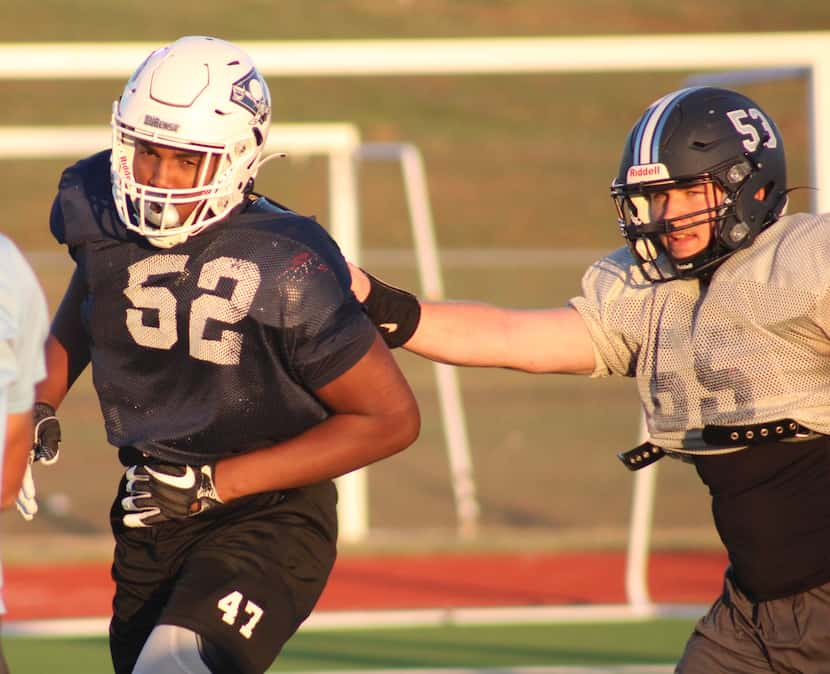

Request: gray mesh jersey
left=569, top=212, right=830, bottom=454
left=51, top=151, right=377, bottom=464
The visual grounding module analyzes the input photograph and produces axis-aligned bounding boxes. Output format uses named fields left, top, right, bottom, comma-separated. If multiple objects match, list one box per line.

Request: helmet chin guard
left=130, top=193, right=188, bottom=248
left=111, top=36, right=272, bottom=248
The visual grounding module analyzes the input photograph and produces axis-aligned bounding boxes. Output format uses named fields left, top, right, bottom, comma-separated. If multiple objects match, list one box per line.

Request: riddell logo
left=627, top=163, right=669, bottom=183
left=119, top=155, right=132, bottom=181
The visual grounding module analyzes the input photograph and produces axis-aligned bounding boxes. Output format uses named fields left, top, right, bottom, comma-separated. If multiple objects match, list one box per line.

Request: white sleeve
left=567, top=248, right=644, bottom=379
left=0, top=236, right=49, bottom=413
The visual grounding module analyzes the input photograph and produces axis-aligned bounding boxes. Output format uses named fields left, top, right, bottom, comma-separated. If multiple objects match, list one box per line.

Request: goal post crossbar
left=1, top=32, right=829, bottom=78
left=1, top=33, right=827, bottom=215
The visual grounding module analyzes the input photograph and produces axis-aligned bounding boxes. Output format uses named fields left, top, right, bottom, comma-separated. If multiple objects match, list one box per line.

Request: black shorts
left=108, top=477, right=338, bottom=674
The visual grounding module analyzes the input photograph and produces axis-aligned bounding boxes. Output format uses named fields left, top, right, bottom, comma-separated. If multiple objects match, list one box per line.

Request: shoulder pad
left=236, top=193, right=329, bottom=239
left=229, top=194, right=343, bottom=267
left=244, top=194, right=297, bottom=217
left=51, top=150, right=129, bottom=249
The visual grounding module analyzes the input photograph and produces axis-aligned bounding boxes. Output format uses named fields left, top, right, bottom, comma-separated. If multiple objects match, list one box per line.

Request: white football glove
left=15, top=456, right=38, bottom=521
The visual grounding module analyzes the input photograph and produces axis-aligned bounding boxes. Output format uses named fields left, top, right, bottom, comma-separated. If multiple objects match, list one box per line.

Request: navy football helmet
left=611, top=87, right=788, bottom=282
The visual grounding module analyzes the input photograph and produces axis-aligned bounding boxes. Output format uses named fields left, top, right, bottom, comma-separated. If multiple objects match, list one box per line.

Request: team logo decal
left=230, top=69, right=270, bottom=126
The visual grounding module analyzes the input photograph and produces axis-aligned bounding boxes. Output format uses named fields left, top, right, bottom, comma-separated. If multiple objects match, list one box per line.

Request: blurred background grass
left=2, top=1, right=828, bottom=561
left=5, top=620, right=700, bottom=672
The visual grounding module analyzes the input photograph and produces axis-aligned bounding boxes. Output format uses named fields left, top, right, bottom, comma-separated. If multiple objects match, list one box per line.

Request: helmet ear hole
left=735, top=171, right=779, bottom=230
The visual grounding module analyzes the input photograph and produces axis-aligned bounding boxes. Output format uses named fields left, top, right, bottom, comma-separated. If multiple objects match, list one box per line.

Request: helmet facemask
left=613, top=161, right=756, bottom=283
left=112, top=113, right=262, bottom=248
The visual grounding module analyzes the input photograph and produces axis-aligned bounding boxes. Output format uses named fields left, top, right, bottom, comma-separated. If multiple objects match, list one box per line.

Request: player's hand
left=121, top=463, right=224, bottom=528
left=32, top=402, right=61, bottom=464
left=16, top=402, right=62, bottom=521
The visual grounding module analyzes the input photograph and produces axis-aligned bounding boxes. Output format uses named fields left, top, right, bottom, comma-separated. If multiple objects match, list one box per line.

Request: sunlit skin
left=132, top=140, right=219, bottom=224
left=649, top=182, right=722, bottom=260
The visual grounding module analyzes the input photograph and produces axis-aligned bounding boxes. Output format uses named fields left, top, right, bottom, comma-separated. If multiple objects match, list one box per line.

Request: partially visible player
left=352, top=86, right=830, bottom=671
left=23, top=36, right=419, bottom=674
left=0, top=233, right=49, bottom=673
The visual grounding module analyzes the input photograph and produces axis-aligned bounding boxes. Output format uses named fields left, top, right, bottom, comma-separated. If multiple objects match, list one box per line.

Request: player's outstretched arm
left=349, top=264, right=596, bottom=375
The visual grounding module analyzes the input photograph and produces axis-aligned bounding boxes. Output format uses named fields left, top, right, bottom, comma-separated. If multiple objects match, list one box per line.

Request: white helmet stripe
left=632, top=87, right=705, bottom=165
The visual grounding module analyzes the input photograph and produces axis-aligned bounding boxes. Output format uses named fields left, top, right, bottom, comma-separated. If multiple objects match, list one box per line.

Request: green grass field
left=5, top=620, right=698, bottom=672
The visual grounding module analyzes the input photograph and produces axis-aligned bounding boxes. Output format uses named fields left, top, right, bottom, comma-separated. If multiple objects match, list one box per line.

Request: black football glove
left=32, top=402, right=61, bottom=464
left=16, top=402, right=62, bottom=521
left=121, top=463, right=224, bottom=528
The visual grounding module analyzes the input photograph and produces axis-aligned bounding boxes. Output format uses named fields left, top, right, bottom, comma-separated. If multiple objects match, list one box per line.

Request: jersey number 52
left=124, top=254, right=261, bottom=366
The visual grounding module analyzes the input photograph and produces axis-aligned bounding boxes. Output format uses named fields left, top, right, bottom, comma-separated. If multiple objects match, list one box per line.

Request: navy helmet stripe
left=632, top=87, right=705, bottom=166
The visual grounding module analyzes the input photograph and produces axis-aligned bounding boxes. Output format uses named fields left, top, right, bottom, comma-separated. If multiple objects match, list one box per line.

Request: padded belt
left=617, top=442, right=666, bottom=471
left=618, top=419, right=819, bottom=472
left=701, top=418, right=813, bottom=446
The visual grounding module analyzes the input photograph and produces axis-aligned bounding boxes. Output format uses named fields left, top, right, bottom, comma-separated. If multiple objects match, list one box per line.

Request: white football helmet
left=111, top=36, right=271, bottom=248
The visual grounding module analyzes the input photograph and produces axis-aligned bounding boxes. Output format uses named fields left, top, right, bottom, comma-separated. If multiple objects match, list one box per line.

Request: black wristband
left=363, top=271, right=421, bottom=348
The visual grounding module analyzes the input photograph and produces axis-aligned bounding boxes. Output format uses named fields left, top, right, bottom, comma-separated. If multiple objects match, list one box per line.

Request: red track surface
left=4, top=551, right=727, bottom=621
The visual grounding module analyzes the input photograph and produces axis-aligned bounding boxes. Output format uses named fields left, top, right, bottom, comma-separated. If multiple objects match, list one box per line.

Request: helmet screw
left=727, top=161, right=751, bottom=184
left=728, top=222, right=751, bottom=243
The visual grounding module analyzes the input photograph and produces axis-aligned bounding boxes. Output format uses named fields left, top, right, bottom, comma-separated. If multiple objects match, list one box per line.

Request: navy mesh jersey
left=52, top=151, right=376, bottom=464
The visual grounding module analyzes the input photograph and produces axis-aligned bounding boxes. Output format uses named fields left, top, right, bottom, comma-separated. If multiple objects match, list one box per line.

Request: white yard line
left=4, top=602, right=706, bottom=637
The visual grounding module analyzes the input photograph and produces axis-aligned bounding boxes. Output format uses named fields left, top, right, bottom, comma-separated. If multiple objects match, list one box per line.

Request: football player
left=353, top=86, right=830, bottom=671
left=22, top=36, right=420, bottom=674
left=0, top=233, right=49, bottom=673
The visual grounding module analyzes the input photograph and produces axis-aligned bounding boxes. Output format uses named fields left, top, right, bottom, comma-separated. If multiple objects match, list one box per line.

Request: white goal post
left=3, top=31, right=829, bottom=616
